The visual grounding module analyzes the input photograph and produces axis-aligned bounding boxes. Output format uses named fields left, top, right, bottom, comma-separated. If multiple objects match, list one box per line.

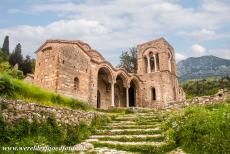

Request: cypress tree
left=9, top=43, right=23, bottom=67
left=2, top=35, right=9, bottom=55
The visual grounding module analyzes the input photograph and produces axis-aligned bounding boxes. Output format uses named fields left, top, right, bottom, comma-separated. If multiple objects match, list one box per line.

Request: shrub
left=163, top=103, right=230, bottom=154
left=0, top=113, right=109, bottom=148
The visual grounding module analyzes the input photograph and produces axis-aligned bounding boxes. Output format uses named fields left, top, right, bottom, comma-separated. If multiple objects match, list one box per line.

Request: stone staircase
left=83, top=110, right=177, bottom=154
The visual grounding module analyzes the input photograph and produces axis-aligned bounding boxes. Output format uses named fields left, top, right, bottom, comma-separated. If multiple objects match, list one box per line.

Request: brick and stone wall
left=33, top=38, right=186, bottom=110
left=0, top=98, right=99, bottom=125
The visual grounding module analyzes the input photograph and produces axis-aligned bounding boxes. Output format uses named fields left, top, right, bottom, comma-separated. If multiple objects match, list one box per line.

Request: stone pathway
left=75, top=110, right=186, bottom=154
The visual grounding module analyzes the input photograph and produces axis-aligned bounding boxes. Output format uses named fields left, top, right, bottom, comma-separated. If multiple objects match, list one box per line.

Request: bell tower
left=137, top=38, right=177, bottom=76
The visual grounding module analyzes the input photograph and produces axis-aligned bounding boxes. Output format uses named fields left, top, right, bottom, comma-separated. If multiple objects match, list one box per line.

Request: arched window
left=156, top=53, right=160, bottom=71
left=150, top=57, right=155, bottom=72
left=151, top=87, right=156, bottom=100
left=168, top=53, right=172, bottom=72
left=73, top=77, right=79, bottom=93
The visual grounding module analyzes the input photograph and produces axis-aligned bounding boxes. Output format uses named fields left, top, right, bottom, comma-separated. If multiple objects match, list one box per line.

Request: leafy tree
left=2, top=35, right=9, bottom=56
left=117, top=47, right=137, bottom=73
left=21, top=55, right=33, bottom=75
left=9, top=43, right=23, bottom=67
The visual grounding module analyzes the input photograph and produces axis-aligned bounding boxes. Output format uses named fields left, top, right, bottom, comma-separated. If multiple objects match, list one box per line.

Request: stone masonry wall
left=164, top=89, right=230, bottom=109
left=0, top=98, right=99, bottom=125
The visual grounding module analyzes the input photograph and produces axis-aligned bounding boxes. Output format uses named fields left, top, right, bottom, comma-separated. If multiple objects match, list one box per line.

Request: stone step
left=91, top=134, right=163, bottom=139
left=100, top=124, right=160, bottom=129
left=93, top=147, right=134, bottom=154
left=90, top=140, right=166, bottom=146
left=91, top=140, right=176, bottom=154
left=90, top=134, right=165, bottom=142
left=94, top=128, right=162, bottom=135
left=111, top=121, right=160, bottom=125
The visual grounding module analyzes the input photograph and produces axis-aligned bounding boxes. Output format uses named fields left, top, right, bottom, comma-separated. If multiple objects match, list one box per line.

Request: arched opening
left=151, top=87, right=156, bottom=100
left=129, top=80, right=137, bottom=107
left=156, top=53, right=160, bottom=71
left=168, top=52, right=172, bottom=72
left=144, top=57, right=148, bottom=73
left=73, top=77, right=79, bottom=95
left=150, top=56, right=155, bottom=72
left=173, top=87, right=176, bottom=100
left=97, top=90, right=101, bottom=108
left=115, top=74, right=126, bottom=107
left=97, top=67, right=113, bottom=109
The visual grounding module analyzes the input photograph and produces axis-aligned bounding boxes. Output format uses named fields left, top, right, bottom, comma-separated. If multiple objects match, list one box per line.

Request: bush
left=0, top=74, right=92, bottom=111
left=163, top=103, right=230, bottom=154
left=0, top=113, right=109, bottom=148
left=182, top=77, right=230, bottom=98
left=0, top=62, right=24, bottom=79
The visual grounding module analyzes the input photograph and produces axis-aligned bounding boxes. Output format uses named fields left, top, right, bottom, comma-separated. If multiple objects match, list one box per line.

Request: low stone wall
left=165, top=89, right=230, bottom=109
left=0, top=98, right=99, bottom=125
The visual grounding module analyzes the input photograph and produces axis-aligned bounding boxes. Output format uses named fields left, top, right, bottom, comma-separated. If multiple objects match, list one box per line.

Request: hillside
left=177, top=55, right=230, bottom=81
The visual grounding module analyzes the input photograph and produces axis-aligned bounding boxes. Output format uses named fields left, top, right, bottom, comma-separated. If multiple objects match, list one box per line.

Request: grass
left=0, top=74, right=93, bottom=111
left=162, top=101, right=230, bottom=154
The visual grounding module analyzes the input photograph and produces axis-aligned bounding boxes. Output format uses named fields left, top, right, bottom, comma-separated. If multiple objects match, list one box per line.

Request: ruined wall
left=0, top=98, right=98, bottom=125
left=164, top=90, right=230, bottom=109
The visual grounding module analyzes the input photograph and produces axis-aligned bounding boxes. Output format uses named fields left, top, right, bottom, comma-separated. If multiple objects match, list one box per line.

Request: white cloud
left=175, top=53, right=187, bottom=62
left=178, top=28, right=217, bottom=40
left=191, top=44, right=206, bottom=56
left=0, top=19, right=108, bottom=56
left=2, top=0, right=230, bottom=64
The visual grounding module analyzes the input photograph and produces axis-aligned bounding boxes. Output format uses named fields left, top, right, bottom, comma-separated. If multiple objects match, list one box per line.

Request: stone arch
left=73, top=77, right=79, bottom=95
left=142, top=47, right=158, bottom=57
left=143, top=48, right=159, bottom=73
left=115, top=71, right=129, bottom=87
left=97, top=63, right=115, bottom=82
left=114, top=72, right=128, bottom=107
left=128, top=77, right=139, bottom=107
left=97, top=65, right=114, bottom=109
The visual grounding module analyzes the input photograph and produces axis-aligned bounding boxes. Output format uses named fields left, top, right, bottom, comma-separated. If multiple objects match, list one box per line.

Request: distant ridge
left=177, top=55, right=230, bottom=81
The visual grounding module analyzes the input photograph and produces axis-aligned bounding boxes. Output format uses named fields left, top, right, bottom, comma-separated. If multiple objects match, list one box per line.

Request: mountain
left=177, top=55, right=230, bottom=81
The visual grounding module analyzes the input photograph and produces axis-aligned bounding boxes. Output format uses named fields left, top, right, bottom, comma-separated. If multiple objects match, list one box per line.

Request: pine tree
left=2, top=35, right=9, bottom=55
left=9, top=43, right=23, bottom=67
left=21, top=55, right=33, bottom=75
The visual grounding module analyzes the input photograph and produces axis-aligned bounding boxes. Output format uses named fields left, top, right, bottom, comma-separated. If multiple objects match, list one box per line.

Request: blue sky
left=0, top=0, right=230, bottom=65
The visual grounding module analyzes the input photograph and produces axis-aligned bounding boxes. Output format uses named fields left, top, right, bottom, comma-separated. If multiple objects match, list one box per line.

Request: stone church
left=33, top=38, right=185, bottom=109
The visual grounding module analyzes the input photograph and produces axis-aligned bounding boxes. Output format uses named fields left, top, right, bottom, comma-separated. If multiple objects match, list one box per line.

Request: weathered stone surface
left=0, top=98, right=99, bottom=125
left=33, top=38, right=185, bottom=109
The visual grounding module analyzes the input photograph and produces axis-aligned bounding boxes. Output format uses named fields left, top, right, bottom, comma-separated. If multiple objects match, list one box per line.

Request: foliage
left=0, top=74, right=93, bottom=111
left=2, top=35, right=9, bottom=56
left=9, top=43, right=23, bottom=67
left=0, top=62, right=24, bottom=79
left=117, top=47, right=137, bottom=73
left=182, top=77, right=230, bottom=98
left=20, top=55, right=33, bottom=75
left=0, top=112, right=110, bottom=148
left=163, top=103, right=230, bottom=154
left=0, top=49, right=8, bottom=62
